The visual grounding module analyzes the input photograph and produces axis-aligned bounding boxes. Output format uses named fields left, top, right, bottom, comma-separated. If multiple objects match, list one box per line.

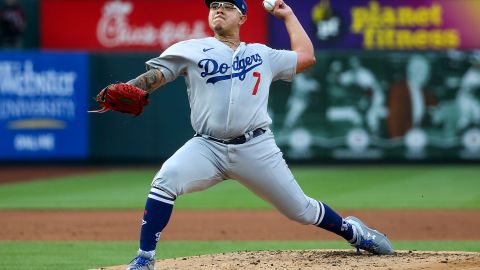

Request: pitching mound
left=89, top=250, right=480, bottom=270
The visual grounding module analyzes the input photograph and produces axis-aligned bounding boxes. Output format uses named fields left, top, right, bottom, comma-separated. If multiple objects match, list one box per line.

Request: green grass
left=0, top=240, right=478, bottom=270
left=0, top=166, right=479, bottom=209
left=0, top=166, right=479, bottom=270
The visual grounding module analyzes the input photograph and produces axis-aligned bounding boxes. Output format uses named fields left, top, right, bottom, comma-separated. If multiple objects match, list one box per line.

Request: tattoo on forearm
left=128, top=70, right=165, bottom=93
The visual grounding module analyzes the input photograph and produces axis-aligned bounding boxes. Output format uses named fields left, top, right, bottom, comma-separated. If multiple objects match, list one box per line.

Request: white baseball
left=262, top=0, right=276, bottom=11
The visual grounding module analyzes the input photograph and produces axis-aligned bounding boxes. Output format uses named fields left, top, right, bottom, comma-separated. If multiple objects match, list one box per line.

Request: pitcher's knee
left=281, top=197, right=319, bottom=225
left=287, top=212, right=313, bottom=225
left=150, top=177, right=178, bottom=199
left=151, top=167, right=183, bottom=199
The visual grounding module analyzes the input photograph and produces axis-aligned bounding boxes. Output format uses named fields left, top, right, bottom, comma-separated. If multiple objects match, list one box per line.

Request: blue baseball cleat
left=345, top=216, right=395, bottom=255
left=126, top=250, right=155, bottom=270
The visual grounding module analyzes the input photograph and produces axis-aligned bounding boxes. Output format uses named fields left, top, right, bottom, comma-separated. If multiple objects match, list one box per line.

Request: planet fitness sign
left=269, top=0, right=480, bottom=50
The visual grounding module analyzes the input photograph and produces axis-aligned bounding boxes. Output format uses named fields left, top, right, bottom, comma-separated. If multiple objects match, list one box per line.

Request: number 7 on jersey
left=252, top=72, right=261, bottom=96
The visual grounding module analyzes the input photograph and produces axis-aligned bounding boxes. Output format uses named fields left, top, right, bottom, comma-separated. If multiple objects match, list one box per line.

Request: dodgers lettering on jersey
left=146, top=37, right=297, bottom=139
left=199, top=54, right=263, bottom=84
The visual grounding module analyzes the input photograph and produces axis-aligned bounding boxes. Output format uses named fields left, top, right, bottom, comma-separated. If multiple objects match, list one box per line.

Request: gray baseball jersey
left=146, top=37, right=297, bottom=139
left=147, top=37, right=322, bottom=227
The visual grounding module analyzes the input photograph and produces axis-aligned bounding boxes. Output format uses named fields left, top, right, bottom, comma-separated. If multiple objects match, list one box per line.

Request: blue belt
left=195, top=128, right=266, bottom=145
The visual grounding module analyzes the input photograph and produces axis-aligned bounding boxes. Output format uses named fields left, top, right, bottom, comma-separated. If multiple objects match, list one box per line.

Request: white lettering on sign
left=14, top=134, right=55, bottom=151
left=0, top=60, right=77, bottom=119
left=0, top=61, right=77, bottom=97
left=96, top=1, right=209, bottom=48
left=0, top=61, right=76, bottom=97
left=0, top=99, right=75, bottom=120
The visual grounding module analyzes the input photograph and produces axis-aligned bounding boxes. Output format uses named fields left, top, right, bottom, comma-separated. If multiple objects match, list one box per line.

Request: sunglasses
left=210, top=2, right=243, bottom=15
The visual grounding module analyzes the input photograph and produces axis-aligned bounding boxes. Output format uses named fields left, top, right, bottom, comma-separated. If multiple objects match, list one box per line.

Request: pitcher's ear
left=239, top=15, right=247, bottom=25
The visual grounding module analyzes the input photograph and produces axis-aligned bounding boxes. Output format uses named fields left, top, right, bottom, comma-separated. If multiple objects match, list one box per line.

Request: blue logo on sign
left=198, top=54, right=263, bottom=84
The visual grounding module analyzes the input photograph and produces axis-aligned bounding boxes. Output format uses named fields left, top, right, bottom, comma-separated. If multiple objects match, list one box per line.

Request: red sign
left=41, top=0, right=268, bottom=51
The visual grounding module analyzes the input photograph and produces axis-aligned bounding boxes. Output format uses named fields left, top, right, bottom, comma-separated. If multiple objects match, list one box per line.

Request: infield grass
left=0, top=165, right=479, bottom=270
left=0, top=240, right=479, bottom=270
left=0, top=165, right=479, bottom=209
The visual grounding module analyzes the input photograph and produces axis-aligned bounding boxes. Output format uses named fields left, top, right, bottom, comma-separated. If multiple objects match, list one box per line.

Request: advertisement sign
left=269, top=0, right=480, bottom=50
left=269, top=51, right=480, bottom=160
left=41, top=0, right=268, bottom=51
left=0, top=52, right=89, bottom=160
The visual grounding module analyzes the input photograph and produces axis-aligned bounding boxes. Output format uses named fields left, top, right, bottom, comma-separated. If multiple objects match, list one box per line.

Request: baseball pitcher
left=92, top=1, right=394, bottom=269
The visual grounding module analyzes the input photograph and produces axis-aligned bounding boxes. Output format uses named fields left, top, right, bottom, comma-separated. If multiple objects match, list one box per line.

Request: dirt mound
left=89, top=250, right=480, bottom=270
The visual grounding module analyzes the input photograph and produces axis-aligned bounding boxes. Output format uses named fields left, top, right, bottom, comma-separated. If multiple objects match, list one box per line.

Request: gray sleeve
left=145, top=42, right=188, bottom=83
left=268, top=48, right=298, bottom=82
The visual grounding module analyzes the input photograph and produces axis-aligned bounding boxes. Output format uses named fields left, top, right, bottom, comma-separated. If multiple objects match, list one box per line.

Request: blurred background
left=1, top=2, right=479, bottom=269
left=1, top=0, right=480, bottom=164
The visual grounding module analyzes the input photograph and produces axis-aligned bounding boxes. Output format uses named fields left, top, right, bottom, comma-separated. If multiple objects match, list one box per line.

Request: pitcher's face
left=208, top=2, right=246, bottom=34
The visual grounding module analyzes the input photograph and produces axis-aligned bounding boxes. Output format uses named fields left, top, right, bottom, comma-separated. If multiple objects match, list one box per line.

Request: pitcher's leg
left=138, top=138, right=226, bottom=254
left=230, top=133, right=355, bottom=242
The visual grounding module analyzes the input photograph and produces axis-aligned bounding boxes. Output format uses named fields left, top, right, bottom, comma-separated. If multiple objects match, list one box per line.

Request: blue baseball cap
left=205, top=0, right=247, bottom=15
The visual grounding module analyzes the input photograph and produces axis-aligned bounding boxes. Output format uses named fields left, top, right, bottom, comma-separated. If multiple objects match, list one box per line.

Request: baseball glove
left=88, top=83, right=149, bottom=116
